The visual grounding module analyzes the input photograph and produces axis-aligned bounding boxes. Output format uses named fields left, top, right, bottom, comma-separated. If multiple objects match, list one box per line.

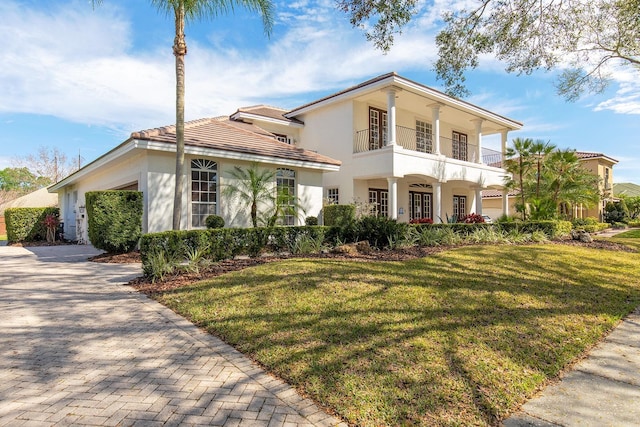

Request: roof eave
left=230, top=111, right=304, bottom=128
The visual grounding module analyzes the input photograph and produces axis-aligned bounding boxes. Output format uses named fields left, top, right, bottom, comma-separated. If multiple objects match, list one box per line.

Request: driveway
left=0, top=245, right=344, bottom=426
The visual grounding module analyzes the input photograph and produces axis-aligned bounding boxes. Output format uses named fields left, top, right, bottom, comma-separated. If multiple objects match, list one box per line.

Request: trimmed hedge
left=86, top=191, right=143, bottom=253
left=571, top=217, right=609, bottom=233
left=323, top=204, right=356, bottom=226
left=5, top=207, right=59, bottom=243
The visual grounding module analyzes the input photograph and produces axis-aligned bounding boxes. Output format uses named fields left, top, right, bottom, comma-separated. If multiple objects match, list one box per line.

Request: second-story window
left=416, top=120, right=433, bottom=153
left=452, top=131, right=468, bottom=161
left=369, top=107, right=388, bottom=150
left=274, top=133, right=291, bottom=144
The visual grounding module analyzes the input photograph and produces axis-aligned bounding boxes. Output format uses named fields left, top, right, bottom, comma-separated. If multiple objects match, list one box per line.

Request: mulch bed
left=89, top=239, right=635, bottom=296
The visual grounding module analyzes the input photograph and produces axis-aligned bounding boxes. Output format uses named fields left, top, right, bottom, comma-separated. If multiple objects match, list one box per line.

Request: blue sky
left=1, top=0, right=639, bottom=183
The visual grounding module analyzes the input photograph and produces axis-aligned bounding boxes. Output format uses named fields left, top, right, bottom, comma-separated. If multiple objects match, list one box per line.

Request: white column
left=431, top=105, right=441, bottom=155
left=502, top=189, right=509, bottom=217
left=472, top=119, right=484, bottom=164
left=433, top=181, right=442, bottom=223
left=475, top=188, right=483, bottom=215
left=387, top=177, right=398, bottom=219
left=501, top=130, right=508, bottom=161
left=387, top=88, right=397, bottom=146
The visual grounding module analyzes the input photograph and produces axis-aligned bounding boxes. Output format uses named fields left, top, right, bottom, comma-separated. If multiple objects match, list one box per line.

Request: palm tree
left=223, top=163, right=276, bottom=227
left=504, top=137, right=534, bottom=220
left=529, top=139, right=556, bottom=198
left=92, top=0, right=274, bottom=230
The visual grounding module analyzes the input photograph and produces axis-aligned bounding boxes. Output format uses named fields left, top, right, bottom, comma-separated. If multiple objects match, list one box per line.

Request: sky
left=1, top=0, right=639, bottom=183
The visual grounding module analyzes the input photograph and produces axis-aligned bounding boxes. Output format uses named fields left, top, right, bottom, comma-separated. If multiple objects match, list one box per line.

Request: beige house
left=482, top=151, right=618, bottom=221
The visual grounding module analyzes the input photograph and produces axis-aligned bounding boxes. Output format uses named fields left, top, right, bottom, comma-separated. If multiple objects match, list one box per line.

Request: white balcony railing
left=354, top=126, right=503, bottom=165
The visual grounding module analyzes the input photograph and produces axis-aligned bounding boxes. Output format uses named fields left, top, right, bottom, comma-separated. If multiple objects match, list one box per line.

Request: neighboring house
left=0, top=187, right=58, bottom=236
left=614, top=182, right=640, bottom=197
left=50, top=72, right=523, bottom=242
left=482, top=151, right=618, bottom=221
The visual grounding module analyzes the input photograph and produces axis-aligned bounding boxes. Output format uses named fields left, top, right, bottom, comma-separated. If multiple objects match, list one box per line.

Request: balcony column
left=387, top=177, right=398, bottom=219
left=501, top=130, right=510, bottom=217
left=475, top=188, right=483, bottom=215
left=433, top=181, right=442, bottom=223
left=501, top=130, right=508, bottom=159
left=472, top=119, right=484, bottom=164
left=431, top=104, right=442, bottom=155
left=386, top=87, right=401, bottom=146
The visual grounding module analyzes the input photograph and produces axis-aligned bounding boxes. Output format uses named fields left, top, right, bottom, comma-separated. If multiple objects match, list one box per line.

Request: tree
left=340, top=0, right=639, bottom=100
left=504, top=143, right=600, bottom=220
left=619, top=194, right=640, bottom=218
left=223, top=163, right=276, bottom=227
left=503, top=138, right=535, bottom=219
left=93, top=0, right=274, bottom=230
left=0, top=167, right=50, bottom=193
left=13, top=146, right=77, bottom=184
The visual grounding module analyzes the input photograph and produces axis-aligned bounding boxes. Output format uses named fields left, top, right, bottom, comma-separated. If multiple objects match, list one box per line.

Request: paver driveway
left=0, top=245, right=344, bottom=427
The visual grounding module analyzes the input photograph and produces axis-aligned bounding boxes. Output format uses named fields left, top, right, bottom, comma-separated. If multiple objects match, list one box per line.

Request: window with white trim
left=453, top=195, right=467, bottom=219
left=191, top=159, right=217, bottom=228
left=277, top=168, right=296, bottom=225
left=415, top=120, right=433, bottom=153
left=326, top=188, right=339, bottom=204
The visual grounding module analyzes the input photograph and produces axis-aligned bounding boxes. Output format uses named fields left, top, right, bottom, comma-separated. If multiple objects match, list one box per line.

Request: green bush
left=604, top=201, right=629, bottom=224
left=571, top=217, right=609, bottom=233
left=5, top=207, right=59, bottom=243
left=305, top=216, right=318, bottom=226
left=323, top=204, right=356, bottom=226
left=86, top=191, right=143, bottom=253
left=355, top=216, right=408, bottom=249
left=629, top=219, right=640, bottom=228
left=205, top=215, right=225, bottom=229
left=497, top=220, right=572, bottom=239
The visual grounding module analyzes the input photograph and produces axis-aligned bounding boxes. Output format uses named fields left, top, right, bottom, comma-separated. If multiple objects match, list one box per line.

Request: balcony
left=354, top=126, right=503, bottom=165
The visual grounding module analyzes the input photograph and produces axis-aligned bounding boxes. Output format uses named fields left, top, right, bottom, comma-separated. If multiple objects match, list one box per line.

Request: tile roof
left=482, top=189, right=519, bottom=198
left=575, top=151, right=618, bottom=163
left=233, top=105, right=304, bottom=125
left=131, top=117, right=340, bottom=167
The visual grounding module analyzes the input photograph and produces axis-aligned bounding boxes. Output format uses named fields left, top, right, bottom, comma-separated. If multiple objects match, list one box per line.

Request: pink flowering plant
left=43, top=214, right=59, bottom=242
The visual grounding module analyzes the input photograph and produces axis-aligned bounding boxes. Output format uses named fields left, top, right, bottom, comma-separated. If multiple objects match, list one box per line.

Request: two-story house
left=50, top=72, right=522, bottom=241
left=234, top=73, right=522, bottom=223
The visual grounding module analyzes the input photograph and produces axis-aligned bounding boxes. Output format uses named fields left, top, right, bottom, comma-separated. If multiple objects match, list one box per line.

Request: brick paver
left=0, top=245, right=346, bottom=427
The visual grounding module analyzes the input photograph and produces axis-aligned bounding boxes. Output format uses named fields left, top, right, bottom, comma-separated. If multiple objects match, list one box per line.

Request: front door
left=410, top=192, right=433, bottom=220
left=369, top=188, right=389, bottom=217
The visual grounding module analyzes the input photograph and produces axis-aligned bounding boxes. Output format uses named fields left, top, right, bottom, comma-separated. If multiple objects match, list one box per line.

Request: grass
left=0, top=234, right=6, bottom=241
left=156, top=242, right=640, bottom=426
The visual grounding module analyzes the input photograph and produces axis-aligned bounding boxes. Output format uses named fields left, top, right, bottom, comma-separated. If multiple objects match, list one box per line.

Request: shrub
left=205, top=214, right=225, bottom=229
left=356, top=216, right=408, bottom=249
left=629, top=219, right=640, bottom=228
left=409, top=217, right=434, bottom=224
left=5, top=207, right=59, bottom=243
left=305, top=216, right=319, bottom=226
left=323, top=204, right=356, bottom=226
left=86, top=191, right=143, bottom=253
left=571, top=217, right=609, bottom=233
left=604, top=201, right=629, bottom=224
left=459, top=213, right=485, bottom=223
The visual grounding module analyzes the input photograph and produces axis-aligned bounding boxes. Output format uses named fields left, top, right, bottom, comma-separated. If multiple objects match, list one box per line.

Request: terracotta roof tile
left=482, top=189, right=519, bottom=198
left=131, top=117, right=340, bottom=167
left=233, top=105, right=304, bottom=125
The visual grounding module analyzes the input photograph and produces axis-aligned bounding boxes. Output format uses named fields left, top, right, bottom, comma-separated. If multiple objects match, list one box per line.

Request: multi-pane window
left=369, top=188, right=389, bottom=217
left=369, top=107, right=388, bottom=150
left=191, top=159, right=217, bottom=228
left=326, top=188, right=339, bottom=204
left=452, top=131, right=468, bottom=161
left=274, top=133, right=290, bottom=144
left=453, top=195, right=467, bottom=219
left=277, top=168, right=296, bottom=225
left=415, top=120, right=433, bottom=153
left=410, top=192, right=432, bottom=220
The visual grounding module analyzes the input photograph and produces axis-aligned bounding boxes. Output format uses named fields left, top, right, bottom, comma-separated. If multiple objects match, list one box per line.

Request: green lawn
left=156, top=242, right=640, bottom=426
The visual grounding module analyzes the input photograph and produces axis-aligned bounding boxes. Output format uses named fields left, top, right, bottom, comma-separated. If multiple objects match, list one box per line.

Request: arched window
left=191, top=159, right=217, bottom=228
left=276, top=168, right=296, bottom=226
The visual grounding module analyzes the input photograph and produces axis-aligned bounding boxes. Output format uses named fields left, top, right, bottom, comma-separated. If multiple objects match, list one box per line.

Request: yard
left=150, top=239, right=640, bottom=426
